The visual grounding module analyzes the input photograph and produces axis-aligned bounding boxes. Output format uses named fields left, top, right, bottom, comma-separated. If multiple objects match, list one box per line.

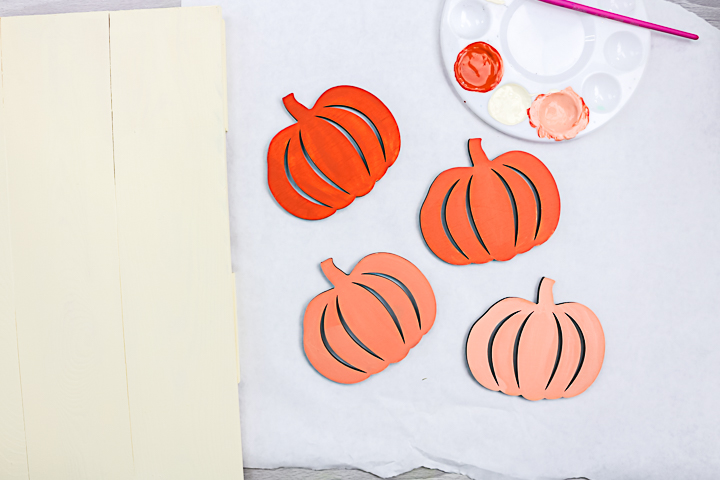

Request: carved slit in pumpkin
left=442, top=180, right=468, bottom=259
left=513, top=313, right=533, bottom=388
left=492, top=169, right=519, bottom=247
left=487, top=310, right=521, bottom=386
left=324, top=105, right=386, bottom=161
left=316, top=115, right=371, bottom=176
left=465, top=175, right=490, bottom=255
left=565, top=312, right=586, bottom=392
left=336, top=297, right=384, bottom=361
left=283, top=139, right=332, bottom=208
left=298, top=131, right=350, bottom=195
left=362, top=272, right=422, bottom=330
left=352, top=282, right=405, bottom=343
left=320, top=304, right=366, bottom=373
left=504, top=165, right=542, bottom=241
left=546, top=313, right=564, bottom=390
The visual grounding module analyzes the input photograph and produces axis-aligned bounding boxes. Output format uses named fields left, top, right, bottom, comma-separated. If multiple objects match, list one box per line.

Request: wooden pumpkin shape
left=466, top=278, right=605, bottom=400
left=268, top=86, right=401, bottom=220
left=420, top=138, right=560, bottom=265
left=303, top=253, right=436, bottom=384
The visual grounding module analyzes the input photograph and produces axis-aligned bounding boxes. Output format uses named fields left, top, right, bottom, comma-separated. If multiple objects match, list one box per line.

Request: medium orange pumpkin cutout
left=466, top=278, right=605, bottom=401
left=268, top=86, right=401, bottom=220
left=420, top=138, right=560, bottom=265
left=303, top=253, right=436, bottom=384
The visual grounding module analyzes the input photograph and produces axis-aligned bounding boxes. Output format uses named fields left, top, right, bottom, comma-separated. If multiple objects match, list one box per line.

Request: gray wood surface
left=674, top=0, right=720, bottom=27
left=244, top=467, right=590, bottom=480
left=244, top=467, right=478, bottom=480
left=0, top=0, right=178, bottom=16
left=0, top=0, right=716, bottom=479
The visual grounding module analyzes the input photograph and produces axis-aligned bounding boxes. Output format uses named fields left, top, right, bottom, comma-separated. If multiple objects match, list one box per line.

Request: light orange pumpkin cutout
left=268, top=86, right=401, bottom=220
left=303, top=253, right=436, bottom=384
left=420, top=138, right=560, bottom=265
left=466, top=278, right=605, bottom=401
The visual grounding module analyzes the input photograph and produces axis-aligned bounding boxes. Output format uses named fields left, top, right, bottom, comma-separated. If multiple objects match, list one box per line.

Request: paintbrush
left=536, top=0, right=699, bottom=40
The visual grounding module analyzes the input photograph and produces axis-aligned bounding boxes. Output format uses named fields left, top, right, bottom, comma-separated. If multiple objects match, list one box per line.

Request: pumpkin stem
left=282, top=93, right=312, bottom=121
left=537, top=277, right=556, bottom=306
left=320, top=258, right=348, bottom=286
left=467, top=138, right=490, bottom=166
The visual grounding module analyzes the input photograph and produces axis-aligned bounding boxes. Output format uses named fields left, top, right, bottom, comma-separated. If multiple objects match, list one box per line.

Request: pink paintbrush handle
left=537, top=0, right=699, bottom=40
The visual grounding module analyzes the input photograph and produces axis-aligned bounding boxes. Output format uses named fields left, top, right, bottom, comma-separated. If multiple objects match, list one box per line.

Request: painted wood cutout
left=303, top=253, right=436, bottom=384
left=268, top=86, right=401, bottom=220
left=420, top=138, right=560, bottom=265
left=466, top=278, right=605, bottom=401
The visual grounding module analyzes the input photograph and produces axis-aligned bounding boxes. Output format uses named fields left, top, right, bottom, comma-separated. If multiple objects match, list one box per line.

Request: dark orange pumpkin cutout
left=303, top=253, right=436, bottom=384
left=420, top=139, right=560, bottom=265
left=268, top=86, right=401, bottom=220
left=466, top=278, right=605, bottom=400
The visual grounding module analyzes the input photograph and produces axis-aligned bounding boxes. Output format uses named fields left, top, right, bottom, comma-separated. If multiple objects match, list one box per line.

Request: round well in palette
left=440, top=0, right=651, bottom=142
left=604, top=31, right=644, bottom=71
left=600, top=0, right=636, bottom=14
left=449, top=0, right=490, bottom=39
left=454, top=42, right=504, bottom=92
left=501, top=0, right=596, bottom=83
left=582, top=73, right=622, bottom=113
left=528, top=87, right=590, bottom=140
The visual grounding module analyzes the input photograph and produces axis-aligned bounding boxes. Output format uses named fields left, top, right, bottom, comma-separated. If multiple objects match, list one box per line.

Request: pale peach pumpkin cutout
left=466, top=277, right=605, bottom=401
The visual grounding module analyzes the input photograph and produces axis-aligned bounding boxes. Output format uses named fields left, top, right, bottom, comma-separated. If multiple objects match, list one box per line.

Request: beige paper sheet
left=0, top=52, right=29, bottom=480
left=0, top=7, right=241, bottom=479
left=2, top=12, right=135, bottom=480
left=110, top=7, right=242, bottom=478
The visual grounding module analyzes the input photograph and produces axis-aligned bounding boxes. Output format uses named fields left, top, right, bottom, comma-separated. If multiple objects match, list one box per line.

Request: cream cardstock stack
left=0, top=7, right=242, bottom=480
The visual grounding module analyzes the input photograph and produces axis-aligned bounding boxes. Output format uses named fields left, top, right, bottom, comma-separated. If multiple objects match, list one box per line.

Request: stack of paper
left=0, top=7, right=242, bottom=480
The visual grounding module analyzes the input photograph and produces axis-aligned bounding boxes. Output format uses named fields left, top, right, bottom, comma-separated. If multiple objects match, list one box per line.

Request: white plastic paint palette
left=440, top=0, right=651, bottom=141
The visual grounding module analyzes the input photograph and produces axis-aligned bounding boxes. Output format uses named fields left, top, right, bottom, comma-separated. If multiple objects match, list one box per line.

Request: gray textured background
left=0, top=0, right=717, bottom=28
left=1, top=0, right=716, bottom=479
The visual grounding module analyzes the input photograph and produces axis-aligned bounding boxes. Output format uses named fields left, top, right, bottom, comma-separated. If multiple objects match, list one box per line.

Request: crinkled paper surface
left=184, top=0, right=720, bottom=477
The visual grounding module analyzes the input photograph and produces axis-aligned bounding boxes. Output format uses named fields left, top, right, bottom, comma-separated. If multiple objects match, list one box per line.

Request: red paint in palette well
left=454, top=42, right=504, bottom=93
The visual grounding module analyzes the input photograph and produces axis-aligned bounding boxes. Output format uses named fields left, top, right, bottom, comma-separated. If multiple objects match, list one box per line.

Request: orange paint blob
left=528, top=87, right=589, bottom=141
left=454, top=42, right=504, bottom=93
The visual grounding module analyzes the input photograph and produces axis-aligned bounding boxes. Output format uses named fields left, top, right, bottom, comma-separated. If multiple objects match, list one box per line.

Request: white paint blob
left=604, top=31, right=643, bottom=71
left=449, top=0, right=490, bottom=39
left=488, top=83, right=532, bottom=125
left=582, top=73, right=622, bottom=113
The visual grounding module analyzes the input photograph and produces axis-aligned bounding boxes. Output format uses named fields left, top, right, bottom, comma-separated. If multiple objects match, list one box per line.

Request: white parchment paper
left=186, top=0, right=719, bottom=478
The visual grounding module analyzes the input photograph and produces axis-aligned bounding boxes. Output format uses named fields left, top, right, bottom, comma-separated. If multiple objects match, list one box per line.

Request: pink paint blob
left=528, top=87, right=589, bottom=141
